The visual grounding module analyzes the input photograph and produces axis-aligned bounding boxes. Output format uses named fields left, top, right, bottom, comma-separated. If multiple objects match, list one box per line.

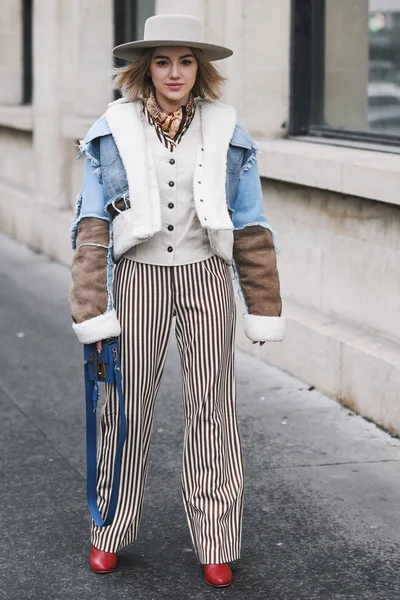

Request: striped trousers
left=91, top=255, right=244, bottom=564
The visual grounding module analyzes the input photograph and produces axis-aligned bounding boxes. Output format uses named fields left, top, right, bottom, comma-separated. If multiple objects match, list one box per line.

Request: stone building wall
left=1, top=0, right=399, bottom=431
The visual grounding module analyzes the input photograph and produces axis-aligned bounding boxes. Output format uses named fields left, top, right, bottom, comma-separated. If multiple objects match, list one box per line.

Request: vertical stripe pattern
left=91, top=256, right=244, bottom=564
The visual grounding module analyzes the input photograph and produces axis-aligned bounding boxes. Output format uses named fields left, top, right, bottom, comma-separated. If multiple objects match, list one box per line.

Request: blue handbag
left=84, top=338, right=126, bottom=527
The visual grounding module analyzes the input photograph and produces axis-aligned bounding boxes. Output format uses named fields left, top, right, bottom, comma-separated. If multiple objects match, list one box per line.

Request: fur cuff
left=243, top=314, right=285, bottom=342
left=72, top=309, right=121, bottom=344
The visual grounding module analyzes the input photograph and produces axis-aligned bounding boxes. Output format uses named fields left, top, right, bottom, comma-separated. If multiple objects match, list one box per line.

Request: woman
left=69, top=13, right=284, bottom=588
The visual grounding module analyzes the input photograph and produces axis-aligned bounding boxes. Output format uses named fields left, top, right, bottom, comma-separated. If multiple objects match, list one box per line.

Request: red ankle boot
left=89, top=546, right=118, bottom=573
left=204, top=563, right=232, bottom=587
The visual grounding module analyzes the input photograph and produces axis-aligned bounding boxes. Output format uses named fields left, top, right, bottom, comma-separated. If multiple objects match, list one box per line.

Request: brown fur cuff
left=69, top=217, right=109, bottom=324
left=233, top=225, right=282, bottom=317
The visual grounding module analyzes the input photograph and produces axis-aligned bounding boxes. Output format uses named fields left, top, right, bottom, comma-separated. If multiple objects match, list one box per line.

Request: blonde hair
left=113, top=48, right=226, bottom=101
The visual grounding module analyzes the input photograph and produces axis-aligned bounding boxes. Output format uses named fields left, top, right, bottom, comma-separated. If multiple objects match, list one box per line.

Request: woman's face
left=149, top=46, right=198, bottom=111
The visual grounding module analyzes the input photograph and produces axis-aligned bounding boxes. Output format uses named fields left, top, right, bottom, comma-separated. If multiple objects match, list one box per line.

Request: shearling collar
left=105, top=100, right=161, bottom=241
left=105, top=99, right=236, bottom=236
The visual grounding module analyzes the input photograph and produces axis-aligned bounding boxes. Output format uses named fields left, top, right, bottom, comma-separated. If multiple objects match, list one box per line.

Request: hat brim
left=113, top=40, right=233, bottom=62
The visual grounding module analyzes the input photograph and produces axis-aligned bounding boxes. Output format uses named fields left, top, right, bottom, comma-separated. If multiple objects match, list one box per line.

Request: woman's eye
left=156, top=61, right=168, bottom=66
left=182, top=60, right=193, bottom=66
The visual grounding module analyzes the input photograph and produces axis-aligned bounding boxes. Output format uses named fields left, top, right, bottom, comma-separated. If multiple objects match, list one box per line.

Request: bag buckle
left=97, top=355, right=106, bottom=379
left=89, top=353, right=107, bottom=379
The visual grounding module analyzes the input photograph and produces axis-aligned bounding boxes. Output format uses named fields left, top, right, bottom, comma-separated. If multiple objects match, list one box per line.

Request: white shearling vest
left=124, top=109, right=214, bottom=266
left=106, top=100, right=236, bottom=263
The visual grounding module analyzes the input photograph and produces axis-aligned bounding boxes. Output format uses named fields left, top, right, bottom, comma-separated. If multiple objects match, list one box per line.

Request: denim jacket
left=69, top=99, right=284, bottom=344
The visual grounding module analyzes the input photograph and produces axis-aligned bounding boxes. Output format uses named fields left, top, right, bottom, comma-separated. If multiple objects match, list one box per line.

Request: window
left=113, top=0, right=154, bottom=98
left=290, top=0, right=400, bottom=145
left=0, top=0, right=32, bottom=105
left=114, top=0, right=155, bottom=66
left=22, top=0, right=33, bottom=104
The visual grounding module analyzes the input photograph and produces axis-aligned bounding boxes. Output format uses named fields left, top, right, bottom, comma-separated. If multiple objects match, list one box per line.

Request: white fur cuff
left=72, top=309, right=121, bottom=344
left=243, top=314, right=285, bottom=342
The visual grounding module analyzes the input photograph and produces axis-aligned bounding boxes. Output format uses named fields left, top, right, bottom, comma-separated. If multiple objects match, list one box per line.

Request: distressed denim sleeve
left=69, top=156, right=121, bottom=344
left=230, top=158, right=270, bottom=231
left=71, top=155, right=110, bottom=249
left=230, top=159, right=285, bottom=343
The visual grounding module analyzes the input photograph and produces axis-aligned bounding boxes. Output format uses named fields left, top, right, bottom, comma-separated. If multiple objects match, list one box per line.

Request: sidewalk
left=1, top=232, right=400, bottom=600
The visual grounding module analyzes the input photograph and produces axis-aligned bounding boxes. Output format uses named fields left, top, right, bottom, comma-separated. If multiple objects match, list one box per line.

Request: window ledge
left=256, top=138, right=400, bottom=206
left=0, top=105, right=33, bottom=131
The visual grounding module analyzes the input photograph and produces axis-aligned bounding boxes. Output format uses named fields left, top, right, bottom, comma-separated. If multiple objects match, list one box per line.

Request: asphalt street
left=1, top=232, right=400, bottom=600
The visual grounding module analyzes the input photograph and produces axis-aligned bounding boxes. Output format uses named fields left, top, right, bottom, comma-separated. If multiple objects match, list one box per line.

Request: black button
left=168, top=202, right=174, bottom=209
left=167, top=225, right=174, bottom=231
left=198, top=181, right=202, bottom=184
left=199, top=164, right=202, bottom=167
left=167, top=246, right=173, bottom=253
left=169, top=158, right=175, bottom=165
left=168, top=181, right=175, bottom=187
left=200, top=199, right=204, bottom=202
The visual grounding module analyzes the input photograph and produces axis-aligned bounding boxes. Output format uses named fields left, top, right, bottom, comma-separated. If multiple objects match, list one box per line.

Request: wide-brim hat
left=113, top=14, right=233, bottom=62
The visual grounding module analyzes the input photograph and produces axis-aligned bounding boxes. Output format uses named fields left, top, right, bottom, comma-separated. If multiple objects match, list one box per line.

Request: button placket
left=195, top=156, right=207, bottom=224
left=145, top=116, right=209, bottom=264
left=164, top=158, right=177, bottom=259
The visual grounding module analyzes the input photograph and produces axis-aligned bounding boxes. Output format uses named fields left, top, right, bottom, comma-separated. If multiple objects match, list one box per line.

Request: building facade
left=1, top=0, right=400, bottom=430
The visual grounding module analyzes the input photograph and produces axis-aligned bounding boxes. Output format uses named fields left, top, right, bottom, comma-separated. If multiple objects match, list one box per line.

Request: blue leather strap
left=84, top=345, right=126, bottom=527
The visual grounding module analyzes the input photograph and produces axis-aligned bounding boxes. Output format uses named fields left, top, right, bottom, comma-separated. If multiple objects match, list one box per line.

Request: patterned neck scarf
left=143, top=91, right=195, bottom=152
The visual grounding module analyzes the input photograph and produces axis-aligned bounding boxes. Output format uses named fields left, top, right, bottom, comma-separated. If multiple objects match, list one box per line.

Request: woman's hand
left=96, top=340, right=102, bottom=353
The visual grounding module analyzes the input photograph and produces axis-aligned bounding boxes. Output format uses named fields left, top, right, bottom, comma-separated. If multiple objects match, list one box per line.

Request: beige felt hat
left=113, top=14, right=233, bottom=62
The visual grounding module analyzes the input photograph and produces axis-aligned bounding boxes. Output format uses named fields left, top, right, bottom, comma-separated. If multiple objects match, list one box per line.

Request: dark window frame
left=22, top=0, right=33, bottom=105
left=290, top=0, right=400, bottom=147
left=114, top=0, right=137, bottom=68
left=113, top=0, right=155, bottom=98
left=113, top=0, right=138, bottom=98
